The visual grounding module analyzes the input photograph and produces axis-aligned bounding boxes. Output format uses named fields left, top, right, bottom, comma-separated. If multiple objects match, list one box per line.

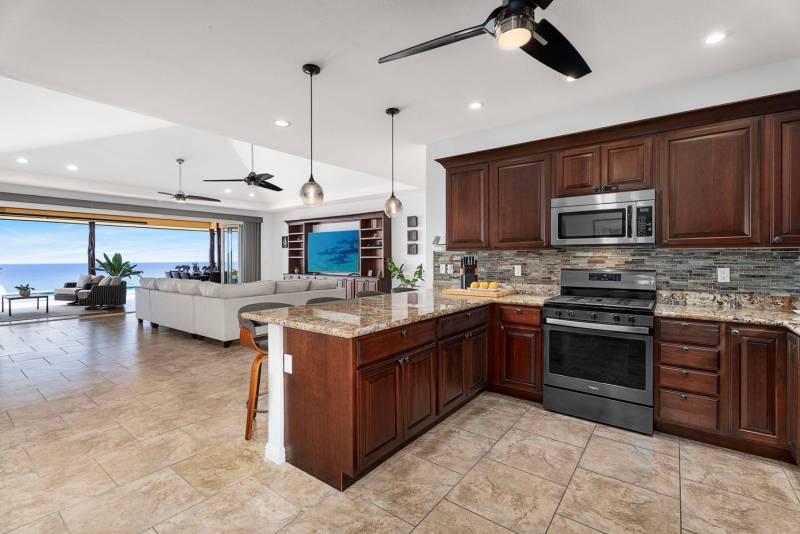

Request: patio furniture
left=165, top=271, right=174, bottom=278
left=239, top=301, right=292, bottom=440
left=306, top=297, right=344, bottom=304
left=179, top=272, right=191, bottom=279
left=53, top=274, right=100, bottom=303
left=77, top=279, right=127, bottom=309
left=169, top=270, right=182, bottom=279
left=2, top=294, right=49, bottom=317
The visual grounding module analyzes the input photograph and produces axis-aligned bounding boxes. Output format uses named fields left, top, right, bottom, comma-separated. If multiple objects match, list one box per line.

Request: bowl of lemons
left=469, top=281, right=499, bottom=291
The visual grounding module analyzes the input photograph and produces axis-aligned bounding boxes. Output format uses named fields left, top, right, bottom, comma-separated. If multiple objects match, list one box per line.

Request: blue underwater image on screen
left=307, top=230, right=359, bottom=274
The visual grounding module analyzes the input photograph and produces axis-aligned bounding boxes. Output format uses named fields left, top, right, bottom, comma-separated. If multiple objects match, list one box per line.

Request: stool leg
left=245, top=351, right=267, bottom=441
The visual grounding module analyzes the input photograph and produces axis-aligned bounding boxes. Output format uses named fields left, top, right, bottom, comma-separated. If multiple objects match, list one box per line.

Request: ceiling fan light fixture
left=496, top=14, right=534, bottom=49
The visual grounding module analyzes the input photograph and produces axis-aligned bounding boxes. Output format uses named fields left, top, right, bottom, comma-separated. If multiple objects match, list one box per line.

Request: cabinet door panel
left=729, top=327, right=787, bottom=447
left=438, top=335, right=467, bottom=415
left=403, top=345, right=437, bottom=438
left=499, top=325, right=542, bottom=395
left=446, top=163, right=489, bottom=249
left=490, top=154, right=550, bottom=248
left=602, top=136, right=653, bottom=192
left=767, top=111, right=800, bottom=245
left=357, top=358, right=402, bottom=469
left=555, top=145, right=602, bottom=197
left=466, top=327, right=488, bottom=394
left=658, top=118, right=762, bottom=246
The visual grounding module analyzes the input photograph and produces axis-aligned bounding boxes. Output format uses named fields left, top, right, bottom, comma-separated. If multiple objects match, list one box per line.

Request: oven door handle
left=546, top=317, right=650, bottom=335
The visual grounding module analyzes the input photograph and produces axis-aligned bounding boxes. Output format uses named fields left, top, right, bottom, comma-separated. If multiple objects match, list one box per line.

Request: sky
left=0, top=220, right=209, bottom=264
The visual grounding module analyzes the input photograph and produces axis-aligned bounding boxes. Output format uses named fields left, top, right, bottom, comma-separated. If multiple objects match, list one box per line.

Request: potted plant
left=15, top=284, right=34, bottom=297
left=95, top=253, right=143, bottom=279
left=387, top=260, right=424, bottom=289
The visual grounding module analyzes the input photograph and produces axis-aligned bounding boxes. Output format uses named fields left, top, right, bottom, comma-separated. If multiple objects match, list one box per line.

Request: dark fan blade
left=185, top=195, right=221, bottom=202
left=531, top=0, right=554, bottom=9
left=157, top=192, right=175, bottom=197
left=521, top=18, right=591, bottom=78
left=252, top=173, right=274, bottom=181
left=256, top=181, right=283, bottom=192
left=203, top=178, right=245, bottom=182
left=379, top=24, right=488, bottom=63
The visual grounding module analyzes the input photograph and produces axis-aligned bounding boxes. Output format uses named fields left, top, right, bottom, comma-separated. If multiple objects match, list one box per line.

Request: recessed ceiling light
left=704, top=31, right=727, bottom=45
left=65, top=164, right=79, bottom=171
left=16, top=157, right=28, bottom=164
left=224, top=188, right=232, bottom=194
left=565, top=76, right=576, bottom=83
left=468, top=101, right=484, bottom=110
left=273, top=119, right=291, bottom=128
left=248, top=192, right=255, bottom=197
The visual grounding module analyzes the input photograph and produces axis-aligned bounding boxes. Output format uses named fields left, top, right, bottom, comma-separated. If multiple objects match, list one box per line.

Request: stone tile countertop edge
left=241, top=289, right=800, bottom=338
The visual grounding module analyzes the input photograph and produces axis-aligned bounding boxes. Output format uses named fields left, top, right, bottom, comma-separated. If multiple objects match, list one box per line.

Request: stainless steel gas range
left=543, top=269, right=656, bottom=434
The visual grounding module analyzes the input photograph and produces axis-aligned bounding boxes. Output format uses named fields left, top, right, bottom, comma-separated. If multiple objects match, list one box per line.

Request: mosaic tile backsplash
left=433, top=248, right=800, bottom=296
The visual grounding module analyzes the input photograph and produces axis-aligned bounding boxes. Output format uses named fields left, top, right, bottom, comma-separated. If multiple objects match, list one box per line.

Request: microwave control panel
left=636, top=206, right=654, bottom=237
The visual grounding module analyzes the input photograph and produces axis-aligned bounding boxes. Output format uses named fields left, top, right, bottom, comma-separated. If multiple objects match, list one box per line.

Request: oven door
left=544, top=318, right=653, bottom=406
left=550, top=202, right=633, bottom=246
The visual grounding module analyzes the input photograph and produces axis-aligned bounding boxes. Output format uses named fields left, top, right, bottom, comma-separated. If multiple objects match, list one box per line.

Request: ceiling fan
left=158, top=158, right=221, bottom=203
left=378, top=0, right=591, bottom=79
left=203, top=144, right=282, bottom=192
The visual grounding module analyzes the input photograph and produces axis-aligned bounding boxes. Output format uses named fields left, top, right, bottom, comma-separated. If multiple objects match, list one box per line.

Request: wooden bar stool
left=239, top=302, right=292, bottom=440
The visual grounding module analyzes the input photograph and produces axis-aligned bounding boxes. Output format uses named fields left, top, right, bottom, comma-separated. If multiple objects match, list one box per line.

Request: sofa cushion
left=155, top=278, right=179, bottom=292
left=98, top=276, right=112, bottom=286
left=139, top=278, right=158, bottom=290
left=198, top=280, right=277, bottom=298
left=176, top=279, right=202, bottom=295
left=76, top=274, right=93, bottom=288
left=308, top=279, right=337, bottom=291
left=275, top=280, right=311, bottom=293
left=54, top=287, right=79, bottom=296
left=91, top=275, right=105, bottom=284
left=77, top=289, right=91, bottom=299
left=109, top=276, right=122, bottom=286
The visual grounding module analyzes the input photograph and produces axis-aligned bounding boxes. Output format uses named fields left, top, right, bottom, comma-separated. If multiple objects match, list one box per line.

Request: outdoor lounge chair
left=77, top=278, right=127, bottom=309
left=53, top=274, right=103, bottom=304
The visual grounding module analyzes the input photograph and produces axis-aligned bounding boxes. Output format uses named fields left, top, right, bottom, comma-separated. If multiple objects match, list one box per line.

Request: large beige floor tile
left=172, top=442, right=265, bottom=496
left=403, top=423, right=495, bottom=474
left=8, top=513, right=69, bottom=534
left=448, top=458, right=564, bottom=533
left=681, top=479, right=800, bottom=534
left=25, top=423, right=136, bottom=472
left=61, top=468, right=204, bottom=534
left=415, top=500, right=513, bottom=533
left=347, top=453, right=461, bottom=525
left=783, top=463, right=800, bottom=491
left=488, top=428, right=582, bottom=486
left=514, top=407, right=595, bottom=448
left=7, top=393, right=97, bottom=424
left=96, top=428, right=206, bottom=484
left=253, top=460, right=335, bottom=510
left=592, top=424, right=680, bottom=457
left=546, top=514, right=601, bottom=533
left=154, top=476, right=300, bottom=534
left=445, top=403, right=520, bottom=439
left=680, top=440, right=800, bottom=510
left=281, top=492, right=413, bottom=533
left=0, top=446, right=35, bottom=480
left=557, top=468, right=679, bottom=534
left=579, top=435, right=679, bottom=498
left=470, top=392, right=534, bottom=416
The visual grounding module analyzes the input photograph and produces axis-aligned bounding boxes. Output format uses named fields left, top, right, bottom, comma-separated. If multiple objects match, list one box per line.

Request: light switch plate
left=513, top=265, right=522, bottom=277
left=439, top=263, right=446, bottom=274
left=717, top=267, right=730, bottom=283
left=284, top=354, right=293, bottom=374
left=446, top=264, right=454, bottom=275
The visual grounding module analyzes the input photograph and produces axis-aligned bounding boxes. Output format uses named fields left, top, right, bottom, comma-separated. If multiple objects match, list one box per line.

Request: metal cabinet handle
left=680, top=393, right=688, bottom=400
left=516, top=308, right=523, bottom=314
left=681, top=346, right=689, bottom=352
left=466, top=311, right=472, bottom=318
left=500, top=325, right=505, bottom=331
left=400, top=329, right=408, bottom=337
left=681, top=370, right=689, bottom=377
left=731, top=329, right=740, bottom=337
left=773, top=236, right=785, bottom=244
left=680, top=322, right=689, bottom=327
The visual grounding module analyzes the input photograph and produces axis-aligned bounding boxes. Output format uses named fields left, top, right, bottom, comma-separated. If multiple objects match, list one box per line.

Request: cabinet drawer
left=498, top=305, right=541, bottom=327
left=659, top=319, right=720, bottom=346
left=438, top=306, right=489, bottom=339
left=358, top=320, right=435, bottom=367
left=659, top=343, right=719, bottom=371
left=658, top=366, right=718, bottom=397
left=657, top=388, right=719, bottom=432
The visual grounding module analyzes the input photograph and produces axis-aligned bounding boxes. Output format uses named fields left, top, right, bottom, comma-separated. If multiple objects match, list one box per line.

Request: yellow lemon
left=470, top=281, right=479, bottom=289
left=479, top=282, right=490, bottom=289
left=488, top=282, right=498, bottom=289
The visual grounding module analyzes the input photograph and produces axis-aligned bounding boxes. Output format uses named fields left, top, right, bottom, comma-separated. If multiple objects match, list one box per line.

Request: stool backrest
left=237, top=302, right=292, bottom=333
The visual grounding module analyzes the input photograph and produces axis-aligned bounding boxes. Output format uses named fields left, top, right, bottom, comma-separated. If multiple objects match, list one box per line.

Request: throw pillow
left=98, top=276, right=112, bottom=286
left=76, top=274, right=92, bottom=288
left=109, top=276, right=122, bottom=286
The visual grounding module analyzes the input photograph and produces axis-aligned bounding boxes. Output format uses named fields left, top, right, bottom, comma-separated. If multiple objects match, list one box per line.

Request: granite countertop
left=655, top=304, right=800, bottom=336
left=241, top=289, right=552, bottom=338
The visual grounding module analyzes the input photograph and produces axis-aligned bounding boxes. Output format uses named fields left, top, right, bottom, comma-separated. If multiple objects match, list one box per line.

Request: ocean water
left=0, top=262, right=209, bottom=295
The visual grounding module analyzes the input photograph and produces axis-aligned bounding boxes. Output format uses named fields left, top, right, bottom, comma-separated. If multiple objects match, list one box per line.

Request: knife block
left=460, top=268, right=478, bottom=289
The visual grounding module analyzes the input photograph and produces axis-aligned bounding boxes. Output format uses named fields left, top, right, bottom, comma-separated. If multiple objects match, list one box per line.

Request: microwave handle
left=626, top=206, right=632, bottom=238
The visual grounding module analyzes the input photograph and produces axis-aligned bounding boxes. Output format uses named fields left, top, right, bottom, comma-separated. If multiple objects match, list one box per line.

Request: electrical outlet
left=717, top=267, right=730, bottom=283
left=513, top=265, right=522, bottom=277
left=446, top=264, right=454, bottom=275
left=284, top=354, right=293, bottom=374
left=439, top=263, right=446, bottom=274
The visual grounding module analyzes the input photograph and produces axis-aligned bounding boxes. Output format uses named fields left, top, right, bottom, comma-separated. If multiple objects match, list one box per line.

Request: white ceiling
left=1, top=0, right=799, bottom=208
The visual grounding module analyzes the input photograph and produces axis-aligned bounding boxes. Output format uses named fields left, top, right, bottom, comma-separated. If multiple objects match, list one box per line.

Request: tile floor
left=2, top=314, right=800, bottom=533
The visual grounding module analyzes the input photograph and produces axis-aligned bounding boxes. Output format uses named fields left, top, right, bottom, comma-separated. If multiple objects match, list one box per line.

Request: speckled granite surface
left=243, top=289, right=800, bottom=338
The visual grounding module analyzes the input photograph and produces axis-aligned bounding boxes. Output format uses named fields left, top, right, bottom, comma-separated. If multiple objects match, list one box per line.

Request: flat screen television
left=307, top=230, right=360, bottom=274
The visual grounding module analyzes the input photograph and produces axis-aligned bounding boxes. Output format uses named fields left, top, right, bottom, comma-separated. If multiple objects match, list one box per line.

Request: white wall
left=424, top=56, right=800, bottom=281
left=260, top=189, right=427, bottom=286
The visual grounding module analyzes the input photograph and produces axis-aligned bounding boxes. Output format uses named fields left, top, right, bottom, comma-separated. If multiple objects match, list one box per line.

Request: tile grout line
left=543, top=421, right=595, bottom=533
left=682, top=476, right=800, bottom=514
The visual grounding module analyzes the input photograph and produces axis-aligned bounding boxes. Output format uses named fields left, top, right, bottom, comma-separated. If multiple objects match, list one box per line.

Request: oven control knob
left=568, top=311, right=575, bottom=319
left=627, top=316, right=636, bottom=324
left=590, top=312, right=598, bottom=320
left=555, top=310, right=563, bottom=317
left=612, top=314, right=621, bottom=322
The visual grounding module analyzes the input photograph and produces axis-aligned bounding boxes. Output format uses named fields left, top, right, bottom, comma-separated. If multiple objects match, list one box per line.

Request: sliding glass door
left=222, top=224, right=241, bottom=284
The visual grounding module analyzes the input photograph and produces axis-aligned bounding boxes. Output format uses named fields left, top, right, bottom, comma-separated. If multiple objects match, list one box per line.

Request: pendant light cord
left=309, top=71, right=314, bottom=178
left=178, top=160, right=182, bottom=191
left=391, top=112, right=395, bottom=195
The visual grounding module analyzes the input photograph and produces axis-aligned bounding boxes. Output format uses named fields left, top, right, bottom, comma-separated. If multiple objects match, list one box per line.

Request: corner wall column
left=265, top=323, right=286, bottom=464
left=88, top=221, right=96, bottom=275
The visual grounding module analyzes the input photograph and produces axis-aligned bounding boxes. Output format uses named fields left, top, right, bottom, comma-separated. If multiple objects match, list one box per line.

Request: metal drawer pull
left=681, top=370, right=689, bottom=377
left=680, top=393, right=688, bottom=400
left=680, top=322, right=689, bottom=327
left=466, top=311, right=472, bottom=318
left=400, top=329, right=408, bottom=337
left=731, top=329, right=740, bottom=337
left=516, top=308, right=523, bottom=314
left=681, top=346, right=689, bottom=352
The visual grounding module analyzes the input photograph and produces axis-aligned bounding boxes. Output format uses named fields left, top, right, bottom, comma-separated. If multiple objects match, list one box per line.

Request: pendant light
left=299, top=63, right=324, bottom=206
left=384, top=107, right=403, bottom=217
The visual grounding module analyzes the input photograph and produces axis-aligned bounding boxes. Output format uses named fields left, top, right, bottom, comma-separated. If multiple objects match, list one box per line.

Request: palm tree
left=95, top=253, right=143, bottom=279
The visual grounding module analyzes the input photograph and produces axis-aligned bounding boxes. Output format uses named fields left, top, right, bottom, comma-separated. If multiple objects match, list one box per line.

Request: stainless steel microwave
left=550, top=189, right=656, bottom=246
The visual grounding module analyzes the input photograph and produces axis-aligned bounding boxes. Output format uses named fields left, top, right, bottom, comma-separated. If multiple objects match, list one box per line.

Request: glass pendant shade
left=385, top=193, right=403, bottom=217
left=300, top=175, right=324, bottom=206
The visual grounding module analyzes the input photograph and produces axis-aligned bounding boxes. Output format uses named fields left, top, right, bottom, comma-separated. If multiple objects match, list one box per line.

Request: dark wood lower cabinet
left=438, top=334, right=468, bottom=415
left=788, top=333, right=800, bottom=460
left=403, top=345, right=437, bottom=439
left=465, top=327, right=488, bottom=394
left=492, top=323, right=542, bottom=400
left=357, top=356, right=403, bottom=470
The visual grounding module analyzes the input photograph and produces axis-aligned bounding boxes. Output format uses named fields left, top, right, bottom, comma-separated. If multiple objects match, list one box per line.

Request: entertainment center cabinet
left=284, top=211, right=392, bottom=295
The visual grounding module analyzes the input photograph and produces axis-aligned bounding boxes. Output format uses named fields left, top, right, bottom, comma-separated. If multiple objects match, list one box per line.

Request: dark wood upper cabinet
left=446, top=163, right=489, bottom=250
left=465, top=327, right=488, bottom=394
left=602, top=136, right=653, bottom=192
left=402, top=345, right=437, bottom=439
left=658, top=118, right=763, bottom=247
left=489, top=153, right=550, bottom=249
left=766, top=111, right=800, bottom=246
left=356, top=357, right=403, bottom=470
left=728, top=326, right=787, bottom=447
left=554, top=145, right=602, bottom=197
left=438, top=334, right=467, bottom=415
